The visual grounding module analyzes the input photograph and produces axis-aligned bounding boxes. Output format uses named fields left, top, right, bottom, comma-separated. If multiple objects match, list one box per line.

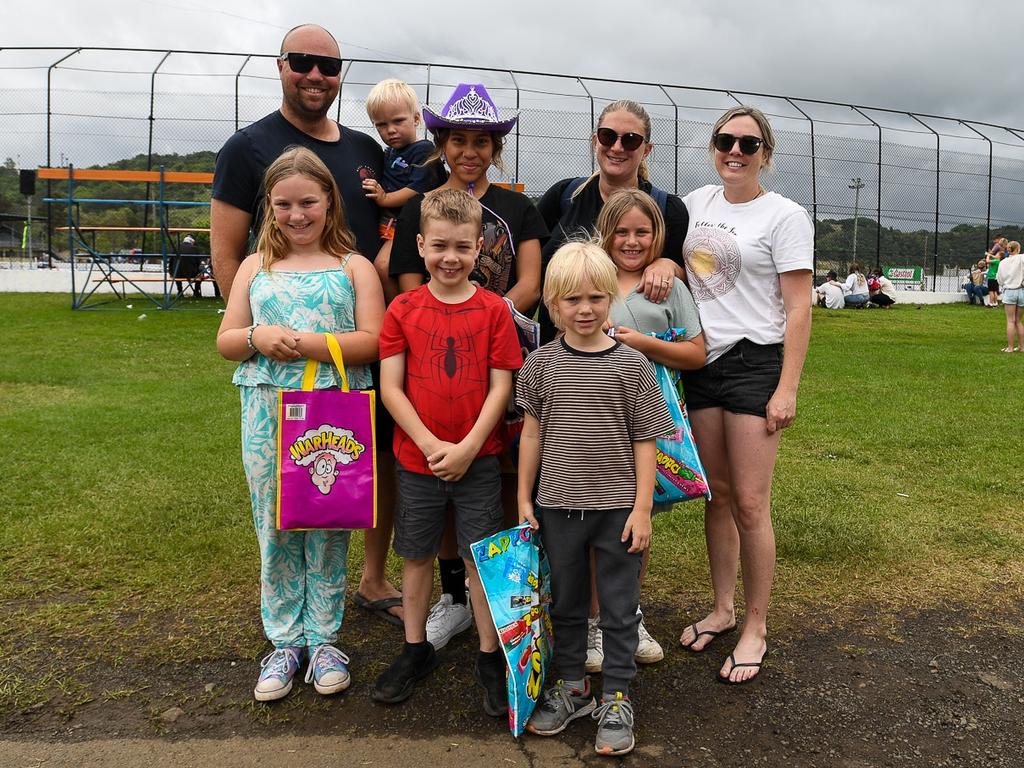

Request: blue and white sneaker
left=254, top=646, right=305, bottom=702
left=304, top=643, right=352, bottom=695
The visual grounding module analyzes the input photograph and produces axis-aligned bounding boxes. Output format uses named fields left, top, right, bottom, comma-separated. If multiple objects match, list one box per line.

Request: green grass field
left=1, top=294, right=1021, bottom=715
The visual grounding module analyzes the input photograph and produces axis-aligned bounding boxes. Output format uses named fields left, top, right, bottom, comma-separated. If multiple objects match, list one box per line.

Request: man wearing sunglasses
left=212, top=23, right=383, bottom=301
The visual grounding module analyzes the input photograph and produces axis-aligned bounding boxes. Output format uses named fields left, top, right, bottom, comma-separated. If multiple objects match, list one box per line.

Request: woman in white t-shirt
left=678, top=106, right=813, bottom=684
left=997, top=240, right=1024, bottom=352
left=843, top=263, right=870, bottom=308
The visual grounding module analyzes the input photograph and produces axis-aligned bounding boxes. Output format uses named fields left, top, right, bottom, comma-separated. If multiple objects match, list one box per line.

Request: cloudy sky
left=3, top=0, right=1022, bottom=230
left=6, top=0, right=1023, bottom=128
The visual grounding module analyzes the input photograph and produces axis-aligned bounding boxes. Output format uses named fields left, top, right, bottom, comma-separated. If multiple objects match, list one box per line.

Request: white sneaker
left=425, top=593, right=473, bottom=650
left=635, top=619, right=664, bottom=664
left=586, top=617, right=604, bottom=673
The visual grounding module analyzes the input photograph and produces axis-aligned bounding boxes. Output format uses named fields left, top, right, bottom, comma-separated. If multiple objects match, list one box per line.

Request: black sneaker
left=371, top=642, right=438, bottom=704
left=474, top=649, right=508, bottom=717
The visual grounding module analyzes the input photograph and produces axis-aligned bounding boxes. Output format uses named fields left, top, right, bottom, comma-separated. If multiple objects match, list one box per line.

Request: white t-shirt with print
left=682, top=185, right=813, bottom=364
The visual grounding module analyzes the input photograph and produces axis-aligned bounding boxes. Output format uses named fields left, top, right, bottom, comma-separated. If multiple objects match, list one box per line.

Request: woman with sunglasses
left=536, top=100, right=689, bottom=342
left=678, top=106, right=812, bottom=685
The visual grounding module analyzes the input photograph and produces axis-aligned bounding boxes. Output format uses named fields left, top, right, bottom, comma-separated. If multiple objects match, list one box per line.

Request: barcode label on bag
left=285, top=404, right=307, bottom=420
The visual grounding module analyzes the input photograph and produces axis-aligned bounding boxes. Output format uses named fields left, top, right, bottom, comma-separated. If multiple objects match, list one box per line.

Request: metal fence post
left=336, top=59, right=352, bottom=124
left=46, top=48, right=81, bottom=271
left=909, top=114, right=940, bottom=290
left=577, top=78, right=595, bottom=175
left=958, top=121, right=993, bottom=253
left=851, top=107, right=883, bottom=273
left=143, top=51, right=171, bottom=256
left=509, top=71, right=521, bottom=184
left=787, top=99, right=817, bottom=276
left=234, top=55, right=251, bottom=132
left=659, top=86, right=679, bottom=195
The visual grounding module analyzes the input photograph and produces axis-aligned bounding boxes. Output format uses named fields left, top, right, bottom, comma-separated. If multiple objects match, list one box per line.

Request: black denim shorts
left=393, top=455, right=503, bottom=560
left=682, top=339, right=783, bottom=418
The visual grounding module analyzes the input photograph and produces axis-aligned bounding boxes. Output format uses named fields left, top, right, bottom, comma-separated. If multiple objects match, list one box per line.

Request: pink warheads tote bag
left=275, top=333, right=377, bottom=530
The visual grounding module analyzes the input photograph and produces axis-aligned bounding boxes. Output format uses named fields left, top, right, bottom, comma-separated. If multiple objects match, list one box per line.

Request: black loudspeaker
left=19, top=169, right=36, bottom=196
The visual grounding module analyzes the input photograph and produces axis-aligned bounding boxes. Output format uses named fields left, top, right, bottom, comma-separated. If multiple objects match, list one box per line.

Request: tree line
left=1, top=152, right=1020, bottom=266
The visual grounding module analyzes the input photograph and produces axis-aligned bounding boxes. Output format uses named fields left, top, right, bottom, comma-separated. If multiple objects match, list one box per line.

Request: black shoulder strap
left=559, top=177, right=588, bottom=216
left=561, top=177, right=670, bottom=216
left=648, top=185, right=669, bottom=214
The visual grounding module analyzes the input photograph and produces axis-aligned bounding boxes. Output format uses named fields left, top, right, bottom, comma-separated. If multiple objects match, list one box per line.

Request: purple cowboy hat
left=422, top=83, right=518, bottom=135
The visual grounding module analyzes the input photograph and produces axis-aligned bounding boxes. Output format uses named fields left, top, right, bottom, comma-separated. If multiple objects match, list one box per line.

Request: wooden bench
left=91, top=273, right=215, bottom=299
left=93, top=275, right=215, bottom=284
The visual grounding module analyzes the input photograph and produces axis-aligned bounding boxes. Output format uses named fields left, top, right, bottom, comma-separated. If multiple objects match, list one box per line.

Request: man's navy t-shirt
left=212, top=111, right=384, bottom=260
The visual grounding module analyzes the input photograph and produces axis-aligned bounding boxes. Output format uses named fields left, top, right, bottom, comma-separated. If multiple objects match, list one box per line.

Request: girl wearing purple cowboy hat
left=389, top=82, right=547, bottom=653
left=391, top=83, right=546, bottom=309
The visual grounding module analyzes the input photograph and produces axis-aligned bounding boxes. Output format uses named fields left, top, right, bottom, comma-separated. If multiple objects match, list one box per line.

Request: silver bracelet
left=246, top=323, right=261, bottom=352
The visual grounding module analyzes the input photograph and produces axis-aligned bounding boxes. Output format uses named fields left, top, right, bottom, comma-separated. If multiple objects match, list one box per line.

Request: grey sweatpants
left=537, top=507, right=642, bottom=696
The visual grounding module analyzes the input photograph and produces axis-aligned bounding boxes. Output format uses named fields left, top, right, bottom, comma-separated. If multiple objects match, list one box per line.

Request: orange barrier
left=37, top=167, right=213, bottom=184
left=39, top=167, right=522, bottom=191
left=57, top=226, right=210, bottom=233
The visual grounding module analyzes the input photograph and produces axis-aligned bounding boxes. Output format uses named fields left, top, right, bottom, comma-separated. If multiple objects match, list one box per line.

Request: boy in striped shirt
left=516, top=242, right=673, bottom=757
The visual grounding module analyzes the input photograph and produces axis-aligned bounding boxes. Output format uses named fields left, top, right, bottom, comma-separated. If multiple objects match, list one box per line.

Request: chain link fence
left=2, top=47, right=1023, bottom=289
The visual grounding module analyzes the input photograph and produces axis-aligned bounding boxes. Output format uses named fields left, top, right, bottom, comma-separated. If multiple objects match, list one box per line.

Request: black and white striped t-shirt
left=515, top=338, right=674, bottom=510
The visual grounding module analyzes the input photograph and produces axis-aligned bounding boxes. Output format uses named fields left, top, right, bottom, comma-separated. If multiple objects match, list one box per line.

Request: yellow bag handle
left=301, top=333, right=350, bottom=392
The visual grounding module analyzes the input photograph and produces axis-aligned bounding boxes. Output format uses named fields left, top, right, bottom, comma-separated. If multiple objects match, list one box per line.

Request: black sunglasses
left=595, top=127, right=647, bottom=152
left=712, top=132, right=764, bottom=155
left=278, top=52, right=342, bottom=77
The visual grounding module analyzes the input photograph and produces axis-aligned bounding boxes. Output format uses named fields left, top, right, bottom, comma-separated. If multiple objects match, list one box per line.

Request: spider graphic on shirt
left=405, top=303, right=493, bottom=437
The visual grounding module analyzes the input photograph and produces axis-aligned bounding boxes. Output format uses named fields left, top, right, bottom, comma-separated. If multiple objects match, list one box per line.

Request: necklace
left=723, top=186, right=765, bottom=204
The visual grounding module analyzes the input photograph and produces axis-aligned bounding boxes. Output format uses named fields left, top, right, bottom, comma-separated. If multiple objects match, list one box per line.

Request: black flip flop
left=353, top=592, right=404, bottom=627
left=679, top=621, right=736, bottom=653
left=717, top=646, right=768, bottom=685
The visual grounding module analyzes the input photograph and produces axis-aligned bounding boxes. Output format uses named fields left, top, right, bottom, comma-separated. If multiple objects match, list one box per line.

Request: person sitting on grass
left=815, top=270, right=845, bottom=309
left=843, top=262, right=870, bottom=308
left=964, top=260, right=989, bottom=305
left=867, top=268, right=896, bottom=308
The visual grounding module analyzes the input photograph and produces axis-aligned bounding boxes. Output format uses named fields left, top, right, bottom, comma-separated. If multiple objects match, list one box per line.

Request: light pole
left=849, top=177, right=865, bottom=264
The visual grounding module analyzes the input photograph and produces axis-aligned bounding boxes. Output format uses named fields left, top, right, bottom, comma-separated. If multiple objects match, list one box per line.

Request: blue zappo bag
left=651, top=329, right=710, bottom=504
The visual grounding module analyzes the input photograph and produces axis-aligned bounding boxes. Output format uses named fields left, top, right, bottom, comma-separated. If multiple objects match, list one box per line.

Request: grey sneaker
left=585, top=617, right=604, bottom=673
left=592, top=693, right=635, bottom=756
left=525, top=678, right=596, bottom=736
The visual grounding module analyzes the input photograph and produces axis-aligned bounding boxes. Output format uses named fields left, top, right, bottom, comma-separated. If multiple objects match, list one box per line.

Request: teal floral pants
left=240, top=385, right=350, bottom=648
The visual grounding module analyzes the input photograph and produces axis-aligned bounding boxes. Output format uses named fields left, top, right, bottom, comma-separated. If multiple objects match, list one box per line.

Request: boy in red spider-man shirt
left=372, top=188, right=522, bottom=714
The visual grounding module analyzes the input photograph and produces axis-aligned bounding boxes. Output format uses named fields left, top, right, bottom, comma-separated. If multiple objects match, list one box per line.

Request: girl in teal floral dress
left=217, top=147, right=385, bottom=701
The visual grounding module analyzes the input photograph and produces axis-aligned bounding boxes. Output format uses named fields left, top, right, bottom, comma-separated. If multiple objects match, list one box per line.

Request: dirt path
left=4, top=604, right=1022, bottom=767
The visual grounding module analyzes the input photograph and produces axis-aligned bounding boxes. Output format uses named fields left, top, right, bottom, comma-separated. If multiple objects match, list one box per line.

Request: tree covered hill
left=1, top=151, right=1020, bottom=267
